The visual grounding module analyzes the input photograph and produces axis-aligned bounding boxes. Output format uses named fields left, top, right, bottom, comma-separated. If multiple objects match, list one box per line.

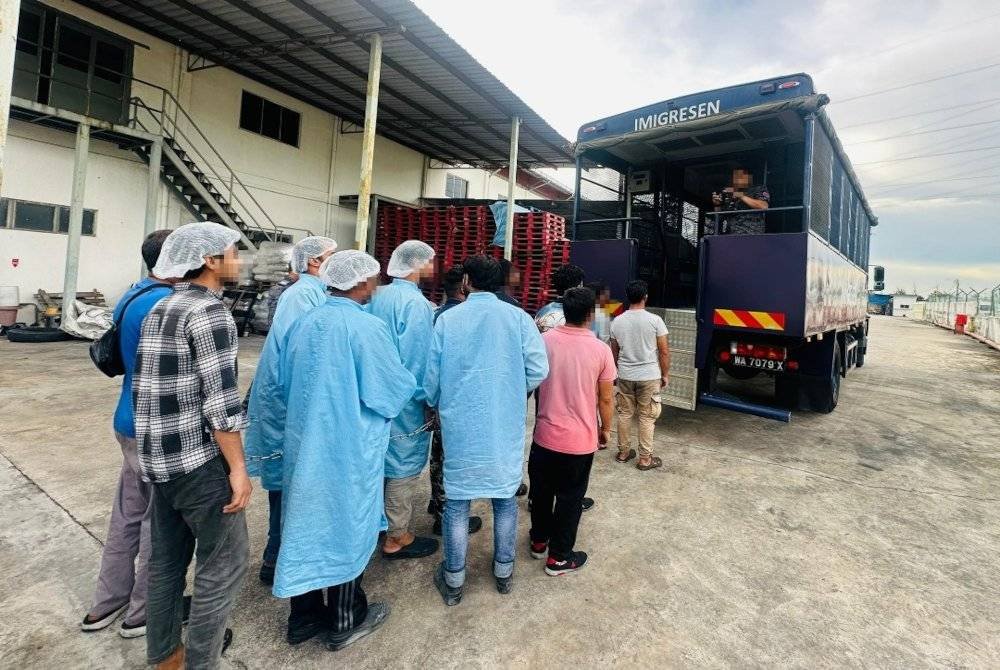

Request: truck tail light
left=718, top=350, right=731, bottom=363
left=778, top=80, right=801, bottom=90
left=729, top=341, right=787, bottom=361
left=787, top=360, right=799, bottom=371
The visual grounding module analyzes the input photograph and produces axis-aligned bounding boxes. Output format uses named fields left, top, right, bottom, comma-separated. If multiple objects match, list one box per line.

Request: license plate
left=732, top=355, right=784, bottom=371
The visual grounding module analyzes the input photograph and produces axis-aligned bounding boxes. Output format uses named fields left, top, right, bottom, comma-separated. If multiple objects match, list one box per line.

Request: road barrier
left=923, top=284, right=1000, bottom=350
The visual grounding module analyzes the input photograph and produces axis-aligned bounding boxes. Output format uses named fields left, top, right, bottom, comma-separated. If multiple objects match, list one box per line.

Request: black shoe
left=325, top=602, right=390, bottom=651
left=382, top=535, right=439, bottom=560
left=222, top=628, right=234, bottom=655
left=495, top=575, right=513, bottom=594
left=259, top=561, right=275, bottom=586
left=432, top=516, right=483, bottom=536
left=582, top=497, right=594, bottom=512
left=545, top=551, right=588, bottom=576
left=287, top=613, right=328, bottom=645
left=433, top=564, right=462, bottom=606
left=515, top=483, right=528, bottom=497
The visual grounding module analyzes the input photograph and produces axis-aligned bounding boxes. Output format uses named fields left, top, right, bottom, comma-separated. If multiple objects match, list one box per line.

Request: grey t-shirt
left=610, top=309, right=669, bottom=382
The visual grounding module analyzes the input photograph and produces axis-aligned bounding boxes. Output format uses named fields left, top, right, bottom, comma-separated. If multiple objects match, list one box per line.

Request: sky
left=414, top=0, right=1000, bottom=296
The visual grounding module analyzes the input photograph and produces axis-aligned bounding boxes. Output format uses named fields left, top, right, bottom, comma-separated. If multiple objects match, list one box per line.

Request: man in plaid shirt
left=133, top=222, right=250, bottom=670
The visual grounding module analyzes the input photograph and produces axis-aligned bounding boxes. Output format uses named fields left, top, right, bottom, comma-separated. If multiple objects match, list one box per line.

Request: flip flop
left=636, top=456, right=663, bottom=471
left=615, top=449, right=636, bottom=463
left=383, top=536, right=439, bottom=560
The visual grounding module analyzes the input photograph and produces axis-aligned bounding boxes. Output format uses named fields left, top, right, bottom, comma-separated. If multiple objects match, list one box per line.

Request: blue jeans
left=263, top=490, right=281, bottom=564
left=442, top=496, right=517, bottom=588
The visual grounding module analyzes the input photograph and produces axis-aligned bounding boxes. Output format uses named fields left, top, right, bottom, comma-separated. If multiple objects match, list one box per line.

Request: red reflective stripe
left=771, top=312, right=786, bottom=329
left=712, top=310, right=728, bottom=326
left=734, top=310, right=763, bottom=329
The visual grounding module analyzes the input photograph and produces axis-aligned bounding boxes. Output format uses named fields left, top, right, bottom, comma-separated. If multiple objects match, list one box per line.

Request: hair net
left=320, top=250, right=381, bottom=290
left=291, top=236, right=337, bottom=273
left=386, top=240, right=435, bottom=278
left=152, top=222, right=241, bottom=279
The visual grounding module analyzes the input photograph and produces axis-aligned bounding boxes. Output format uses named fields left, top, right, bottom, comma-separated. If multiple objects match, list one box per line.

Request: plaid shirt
left=133, top=283, right=247, bottom=483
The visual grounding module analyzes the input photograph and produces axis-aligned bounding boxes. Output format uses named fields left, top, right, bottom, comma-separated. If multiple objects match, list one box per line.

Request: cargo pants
left=615, top=379, right=662, bottom=459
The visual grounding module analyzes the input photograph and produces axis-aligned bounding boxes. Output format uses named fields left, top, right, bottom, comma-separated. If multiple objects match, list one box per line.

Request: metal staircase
left=128, top=90, right=289, bottom=250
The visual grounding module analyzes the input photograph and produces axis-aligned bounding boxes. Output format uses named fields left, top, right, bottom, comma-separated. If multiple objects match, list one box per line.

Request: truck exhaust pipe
left=698, top=392, right=792, bottom=423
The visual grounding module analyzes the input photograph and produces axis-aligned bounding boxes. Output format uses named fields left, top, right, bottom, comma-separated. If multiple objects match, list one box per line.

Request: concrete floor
left=1, top=316, right=998, bottom=669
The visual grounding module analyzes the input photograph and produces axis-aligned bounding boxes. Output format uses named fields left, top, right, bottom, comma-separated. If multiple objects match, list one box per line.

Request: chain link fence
left=923, top=284, right=1000, bottom=345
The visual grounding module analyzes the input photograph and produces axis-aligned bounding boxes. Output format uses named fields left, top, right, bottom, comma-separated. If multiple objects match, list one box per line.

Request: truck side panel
left=805, top=233, right=868, bottom=336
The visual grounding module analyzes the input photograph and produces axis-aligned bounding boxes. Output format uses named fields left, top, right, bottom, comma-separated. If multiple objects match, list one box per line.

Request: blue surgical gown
left=273, top=297, right=416, bottom=597
left=244, top=273, right=328, bottom=490
left=366, top=278, right=434, bottom=479
left=424, top=291, right=549, bottom=500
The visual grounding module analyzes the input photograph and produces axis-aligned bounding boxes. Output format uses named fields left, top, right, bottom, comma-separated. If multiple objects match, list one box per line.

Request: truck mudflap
left=647, top=307, right=698, bottom=410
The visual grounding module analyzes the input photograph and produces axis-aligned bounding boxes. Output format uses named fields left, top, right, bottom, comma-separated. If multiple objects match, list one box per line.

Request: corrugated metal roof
left=72, top=0, right=574, bottom=167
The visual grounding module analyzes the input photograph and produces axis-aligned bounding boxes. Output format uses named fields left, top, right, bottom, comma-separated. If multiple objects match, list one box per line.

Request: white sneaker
left=80, top=604, right=127, bottom=632
left=119, top=621, right=147, bottom=638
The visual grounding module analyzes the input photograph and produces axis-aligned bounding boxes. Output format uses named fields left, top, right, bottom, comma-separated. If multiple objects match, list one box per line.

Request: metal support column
left=62, top=122, right=90, bottom=321
left=355, top=33, right=382, bottom=252
left=571, top=155, right=582, bottom=240
left=0, top=0, right=22, bottom=193
left=140, top=138, right=163, bottom=277
left=503, top=116, right=520, bottom=261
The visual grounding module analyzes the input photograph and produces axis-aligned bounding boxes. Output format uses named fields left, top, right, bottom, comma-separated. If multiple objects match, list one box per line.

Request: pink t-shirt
left=534, top=326, right=617, bottom=455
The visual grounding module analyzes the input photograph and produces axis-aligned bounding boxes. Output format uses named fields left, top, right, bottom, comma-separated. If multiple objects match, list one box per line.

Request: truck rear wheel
left=807, top=341, right=841, bottom=413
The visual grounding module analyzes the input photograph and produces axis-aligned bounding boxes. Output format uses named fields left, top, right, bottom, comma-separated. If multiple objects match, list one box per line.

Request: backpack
left=89, top=283, right=166, bottom=377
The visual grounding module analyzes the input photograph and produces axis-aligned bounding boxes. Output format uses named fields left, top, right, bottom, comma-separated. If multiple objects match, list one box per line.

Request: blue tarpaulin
left=489, top=201, right=531, bottom=247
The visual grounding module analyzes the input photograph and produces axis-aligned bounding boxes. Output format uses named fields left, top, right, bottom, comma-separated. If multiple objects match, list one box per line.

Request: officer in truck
left=711, top=168, right=770, bottom=234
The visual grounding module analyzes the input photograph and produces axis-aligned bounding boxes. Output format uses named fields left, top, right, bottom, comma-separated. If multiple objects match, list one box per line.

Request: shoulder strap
left=116, top=283, right=168, bottom=326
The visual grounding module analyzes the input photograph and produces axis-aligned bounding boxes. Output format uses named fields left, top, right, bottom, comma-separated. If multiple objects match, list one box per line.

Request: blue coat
left=424, top=291, right=549, bottom=499
left=244, top=273, right=327, bottom=490
left=274, top=297, right=416, bottom=597
left=366, top=278, right=434, bottom=479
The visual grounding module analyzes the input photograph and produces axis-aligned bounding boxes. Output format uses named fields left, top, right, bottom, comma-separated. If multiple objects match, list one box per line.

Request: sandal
left=636, top=456, right=663, bottom=471
left=615, top=449, right=636, bottom=463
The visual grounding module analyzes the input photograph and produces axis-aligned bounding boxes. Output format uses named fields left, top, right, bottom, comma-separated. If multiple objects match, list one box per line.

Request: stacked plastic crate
left=373, top=203, right=570, bottom=314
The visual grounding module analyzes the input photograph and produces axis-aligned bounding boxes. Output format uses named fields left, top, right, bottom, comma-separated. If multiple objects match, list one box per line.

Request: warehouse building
left=0, top=0, right=573, bottom=321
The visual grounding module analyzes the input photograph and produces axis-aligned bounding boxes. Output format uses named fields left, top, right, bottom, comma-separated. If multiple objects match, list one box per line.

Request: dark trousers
left=146, top=457, right=249, bottom=668
left=527, top=443, right=594, bottom=561
left=263, top=489, right=281, bottom=564
left=428, top=429, right=445, bottom=521
left=289, top=574, right=367, bottom=634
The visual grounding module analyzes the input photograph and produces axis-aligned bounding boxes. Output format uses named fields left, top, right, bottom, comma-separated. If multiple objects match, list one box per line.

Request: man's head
left=499, top=259, right=521, bottom=290
left=292, top=236, right=337, bottom=276
left=462, top=255, right=503, bottom=293
left=552, top=264, right=585, bottom=297
left=142, top=229, right=173, bottom=276
left=388, top=240, right=436, bottom=283
left=321, top=250, right=382, bottom=303
left=443, top=264, right=466, bottom=301
left=626, top=279, right=649, bottom=306
left=153, top=222, right=242, bottom=284
left=562, top=287, right=596, bottom=328
left=585, top=280, right=610, bottom=305
left=732, top=168, right=753, bottom=190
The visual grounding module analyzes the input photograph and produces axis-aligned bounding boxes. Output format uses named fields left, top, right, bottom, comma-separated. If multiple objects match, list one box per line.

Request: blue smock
left=273, top=297, right=416, bottom=597
left=244, top=273, right=327, bottom=490
left=424, top=291, right=549, bottom=500
left=366, top=278, right=434, bottom=479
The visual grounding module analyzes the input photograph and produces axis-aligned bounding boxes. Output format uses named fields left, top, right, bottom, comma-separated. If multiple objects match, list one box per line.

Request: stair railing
left=127, top=80, right=282, bottom=245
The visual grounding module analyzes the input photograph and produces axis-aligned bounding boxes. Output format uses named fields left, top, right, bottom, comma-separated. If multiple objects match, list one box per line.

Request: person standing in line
left=535, top=264, right=585, bottom=333
left=496, top=258, right=523, bottom=308
left=529, top=287, right=616, bottom=576
left=274, top=251, right=416, bottom=651
left=425, top=255, right=549, bottom=606
left=245, top=236, right=337, bottom=585
left=585, top=280, right=613, bottom=344
left=609, top=280, right=670, bottom=471
left=367, top=240, right=441, bottom=560
left=427, top=265, right=483, bottom=536
left=81, top=230, right=175, bottom=639
left=133, top=222, right=251, bottom=670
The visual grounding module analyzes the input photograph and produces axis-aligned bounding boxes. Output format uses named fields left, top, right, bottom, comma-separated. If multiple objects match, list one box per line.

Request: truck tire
left=855, top=343, right=866, bottom=368
left=5, top=326, right=70, bottom=343
left=808, top=341, right=841, bottom=413
left=775, top=376, right=799, bottom=409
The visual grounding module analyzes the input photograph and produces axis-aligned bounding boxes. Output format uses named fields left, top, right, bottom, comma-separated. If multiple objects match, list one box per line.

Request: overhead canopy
left=74, top=0, right=574, bottom=168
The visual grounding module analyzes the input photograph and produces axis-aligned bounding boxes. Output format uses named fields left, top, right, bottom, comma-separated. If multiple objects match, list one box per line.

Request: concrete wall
left=0, top=0, right=553, bottom=316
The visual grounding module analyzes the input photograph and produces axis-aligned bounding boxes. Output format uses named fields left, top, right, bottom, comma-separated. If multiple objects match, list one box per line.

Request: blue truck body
left=571, top=74, right=877, bottom=414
